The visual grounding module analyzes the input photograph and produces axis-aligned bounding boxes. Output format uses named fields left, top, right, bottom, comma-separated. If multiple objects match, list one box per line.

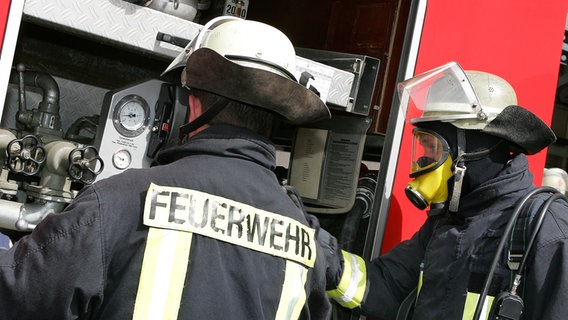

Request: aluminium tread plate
left=21, top=0, right=354, bottom=110
left=22, top=0, right=201, bottom=59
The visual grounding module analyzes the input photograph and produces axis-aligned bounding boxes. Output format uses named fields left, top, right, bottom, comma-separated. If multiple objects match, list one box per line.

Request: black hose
left=472, top=186, right=560, bottom=320
left=339, top=200, right=366, bottom=252
left=339, top=174, right=377, bottom=253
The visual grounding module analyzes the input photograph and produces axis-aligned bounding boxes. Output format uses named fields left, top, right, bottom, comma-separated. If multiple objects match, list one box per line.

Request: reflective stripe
left=417, top=262, right=424, bottom=296
left=462, top=292, right=495, bottom=320
left=133, top=228, right=193, bottom=320
left=275, top=260, right=309, bottom=320
left=143, top=183, right=316, bottom=268
left=326, top=250, right=367, bottom=309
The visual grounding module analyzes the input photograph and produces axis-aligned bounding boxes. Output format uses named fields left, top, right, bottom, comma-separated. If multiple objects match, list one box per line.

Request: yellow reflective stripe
left=326, top=250, right=366, bottom=309
left=275, top=260, right=309, bottom=320
left=133, top=228, right=193, bottom=320
left=461, top=292, right=495, bottom=320
left=417, top=267, right=424, bottom=295
left=143, top=183, right=316, bottom=268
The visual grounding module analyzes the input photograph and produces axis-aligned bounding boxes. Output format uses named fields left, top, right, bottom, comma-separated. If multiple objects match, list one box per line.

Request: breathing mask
left=405, top=128, right=454, bottom=210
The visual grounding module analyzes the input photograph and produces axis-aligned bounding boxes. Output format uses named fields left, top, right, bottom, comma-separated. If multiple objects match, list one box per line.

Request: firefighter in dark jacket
left=322, top=62, right=568, bottom=319
left=0, top=17, right=332, bottom=319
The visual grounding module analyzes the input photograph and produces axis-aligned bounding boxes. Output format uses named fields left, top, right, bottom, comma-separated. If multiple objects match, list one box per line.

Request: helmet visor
left=397, top=61, right=483, bottom=124
left=410, top=128, right=450, bottom=177
left=163, top=16, right=242, bottom=76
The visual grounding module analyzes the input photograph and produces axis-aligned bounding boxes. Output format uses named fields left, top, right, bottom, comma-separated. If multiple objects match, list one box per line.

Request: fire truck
left=0, top=0, right=567, bottom=318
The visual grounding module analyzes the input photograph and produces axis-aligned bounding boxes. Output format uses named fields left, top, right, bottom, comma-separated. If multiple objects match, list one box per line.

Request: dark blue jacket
left=0, top=124, right=331, bottom=319
left=362, top=154, right=568, bottom=319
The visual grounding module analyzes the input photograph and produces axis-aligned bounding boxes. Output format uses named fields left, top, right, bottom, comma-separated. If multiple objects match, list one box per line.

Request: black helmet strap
left=178, top=97, right=230, bottom=141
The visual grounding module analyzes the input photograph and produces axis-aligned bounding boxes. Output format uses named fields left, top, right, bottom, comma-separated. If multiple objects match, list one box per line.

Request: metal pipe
left=0, top=199, right=23, bottom=231
left=9, top=66, right=62, bottom=132
left=9, top=67, right=60, bottom=115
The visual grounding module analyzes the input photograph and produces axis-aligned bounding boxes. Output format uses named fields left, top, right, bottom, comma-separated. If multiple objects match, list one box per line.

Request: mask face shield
left=410, top=128, right=450, bottom=178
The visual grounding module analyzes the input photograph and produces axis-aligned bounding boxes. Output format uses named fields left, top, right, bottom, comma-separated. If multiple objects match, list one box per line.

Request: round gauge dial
left=112, top=149, right=132, bottom=170
left=112, top=95, right=151, bottom=137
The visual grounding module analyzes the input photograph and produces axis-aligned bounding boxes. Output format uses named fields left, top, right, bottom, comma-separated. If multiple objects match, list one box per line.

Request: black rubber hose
left=339, top=174, right=377, bottom=252
left=472, top=186, right=560, bottom=320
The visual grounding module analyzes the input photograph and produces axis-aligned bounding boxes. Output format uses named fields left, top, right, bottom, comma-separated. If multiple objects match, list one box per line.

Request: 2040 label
left=225, top=0, right=248, bottom=18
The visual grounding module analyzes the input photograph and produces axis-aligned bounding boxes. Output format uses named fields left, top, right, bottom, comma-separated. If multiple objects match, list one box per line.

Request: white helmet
left=165, top=16, right=297, bottom=80
left=163, top=16, right=330, bottom=125
left=424, top=70, right=517, bottom=130
left=402, top=62, right=517, bottom=130
left=399, top=61, right=555, bottom=155
left=198, top=17, right=297, bottom=80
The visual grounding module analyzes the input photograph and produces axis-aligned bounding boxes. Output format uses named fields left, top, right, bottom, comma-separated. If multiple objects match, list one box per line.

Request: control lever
left=156, top=32, right=190, bottom=48
left=68, top=146, right=104, bottom=184
left=7, top=135, right=46, bottom=176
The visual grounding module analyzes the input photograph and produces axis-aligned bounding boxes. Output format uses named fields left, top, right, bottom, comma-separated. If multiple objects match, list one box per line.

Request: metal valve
left=7, top=135, right=47, bottom=176
left=68, top=146, right=104, bottom=184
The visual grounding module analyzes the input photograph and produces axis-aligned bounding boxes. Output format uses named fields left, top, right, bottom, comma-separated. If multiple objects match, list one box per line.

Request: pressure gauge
left=112, top=149, right=132, bottom=170
left=112, top=95, right=151, bottom=137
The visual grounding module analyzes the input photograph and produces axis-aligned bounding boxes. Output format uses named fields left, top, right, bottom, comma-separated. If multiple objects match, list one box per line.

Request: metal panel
left=295, top=56, right=354, bottom=111
left=23, top=0, right=201, bottom=59
left=296, top=47, right=380, bottom=116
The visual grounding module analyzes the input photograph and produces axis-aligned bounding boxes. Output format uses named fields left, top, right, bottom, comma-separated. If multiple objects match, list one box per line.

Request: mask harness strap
left=177, top=97, right=230, bottom=142
left=449, top=129, right=467, bottom=212
left=449, top=129, right=505, bottom=212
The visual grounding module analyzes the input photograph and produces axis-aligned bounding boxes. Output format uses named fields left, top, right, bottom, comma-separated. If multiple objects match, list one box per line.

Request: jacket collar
left=153, top=124, right=277, bottom=170
left=428, top=154, right=536, bottom=218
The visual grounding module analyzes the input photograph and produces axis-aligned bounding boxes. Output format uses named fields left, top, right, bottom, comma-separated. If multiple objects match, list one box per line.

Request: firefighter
left=0, top=17, right=332, bottom=319
left=321, top=62, right=568, bottom=319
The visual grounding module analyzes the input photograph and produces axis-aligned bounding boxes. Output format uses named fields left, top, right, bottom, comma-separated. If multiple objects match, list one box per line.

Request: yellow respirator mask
left=405, top=128, right=455, bottom=210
